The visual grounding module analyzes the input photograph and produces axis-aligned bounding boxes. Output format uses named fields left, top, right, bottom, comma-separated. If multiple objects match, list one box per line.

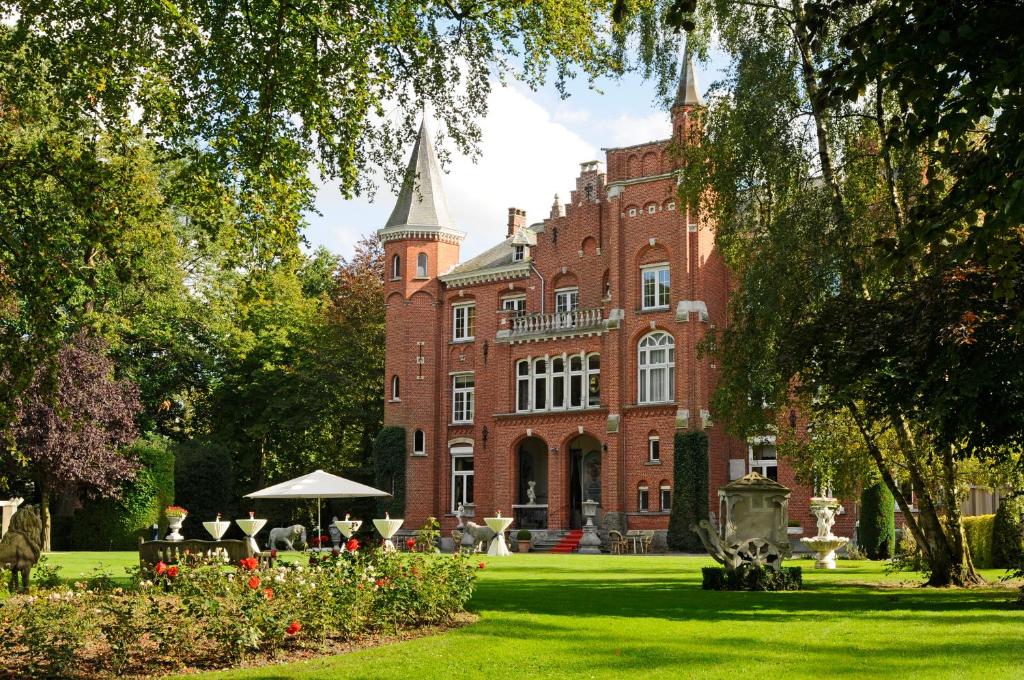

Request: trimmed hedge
left=174, top=439, right=235, bottom=537
left=859, top=482, right=895, bottom=559
left=373, top=426, right=406, bottom=517
left=667, top=431, right=709, bottom=552
left=72, top=435, right=175, bottom=549
left=992, top=496, right=1024, bottom=568
left=701, top=565, right=802, bottom=591
left=963, top=514, right=995, bottom=568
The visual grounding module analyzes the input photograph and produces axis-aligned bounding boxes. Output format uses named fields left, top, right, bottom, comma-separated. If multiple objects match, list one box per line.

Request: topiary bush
left=372, top=426, right=406, bottom=517
left=667, top=431, right=709, bottom=552
left=173, top=439, right=235, bottom=537
left=859, top=481, right=895, bottom=559
left=963, top=514, right=996, bottom=569
left=992, top=495, right=1024, bottom=568
left=71, top=435, right=175, bottom=549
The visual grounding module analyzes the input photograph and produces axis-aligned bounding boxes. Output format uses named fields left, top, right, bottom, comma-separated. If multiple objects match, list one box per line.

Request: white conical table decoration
left=334, top=515, right=362, bottom=551
left=236, top=515, right=268, bottom=554
left=373, top=513, right=403, bottom=552
left=203, top=515, right=231, bottom=540
left=485, top=512, right=514, bottom=557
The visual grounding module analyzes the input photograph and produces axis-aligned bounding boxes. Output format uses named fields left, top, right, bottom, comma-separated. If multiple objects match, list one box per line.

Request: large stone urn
left=578, top=499, right=602, bottom=554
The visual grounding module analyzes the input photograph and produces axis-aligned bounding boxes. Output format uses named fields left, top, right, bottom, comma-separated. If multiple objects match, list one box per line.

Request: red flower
left=248, top=575, right=261, bottom=590
left=166, top=565, right=179, bottom=579
left=406, top=538, right=416, bottom=550
left=375, top=578, right=387, bottom=588
left=155, top=561, right=167, bottom=576
left=346, top=538, right=359, bottom=552
left=270, top=549, right=278, bottom=559
left=285, top=620, right=301, bottom=636
left=411, top=566, right=420, bottom=578
left=239, top=557, right=258, bottom=571
left=263, top=588, right=274, bottom=600
left=478, top=562, right=486, bottom=570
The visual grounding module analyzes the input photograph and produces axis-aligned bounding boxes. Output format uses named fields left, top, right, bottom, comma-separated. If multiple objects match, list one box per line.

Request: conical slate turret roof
left=673, top=43, right=703, bottom=108
left=384, top=118, right=455, bottom=230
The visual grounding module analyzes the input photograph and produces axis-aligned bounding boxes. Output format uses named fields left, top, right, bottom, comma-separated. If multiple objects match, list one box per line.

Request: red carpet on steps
left=549, top=530, right=584, bottom=554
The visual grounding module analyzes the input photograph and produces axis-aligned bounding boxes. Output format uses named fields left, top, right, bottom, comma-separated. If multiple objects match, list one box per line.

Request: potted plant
left=164, top=505, right=188, bottom=541
left=516, top=529, right=531, bottom=553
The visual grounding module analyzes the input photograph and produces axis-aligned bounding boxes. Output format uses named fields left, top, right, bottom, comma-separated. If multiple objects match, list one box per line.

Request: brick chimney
left=507, top=207, right=526, bottom=237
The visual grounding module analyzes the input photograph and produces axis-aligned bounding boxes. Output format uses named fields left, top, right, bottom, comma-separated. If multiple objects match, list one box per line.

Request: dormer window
left=513, top=244, right=526, bottom=262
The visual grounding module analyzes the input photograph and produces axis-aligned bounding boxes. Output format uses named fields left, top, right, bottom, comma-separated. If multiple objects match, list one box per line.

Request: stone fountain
left=800, top=497, right=849, bottom=569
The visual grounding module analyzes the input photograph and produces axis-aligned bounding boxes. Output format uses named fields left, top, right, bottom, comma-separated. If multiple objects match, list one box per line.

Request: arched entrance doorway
left=515, top=437, right=548, bottom=529
left=567, top=434, right=601, bottom=529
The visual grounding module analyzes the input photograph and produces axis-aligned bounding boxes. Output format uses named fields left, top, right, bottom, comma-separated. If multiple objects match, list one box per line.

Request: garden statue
left=328, top=516, right=342, bottom=548
left=0, top=506, right=42, bottom=592
left=527, top=480, right=537, bottom=505
left=461, top=521, right=497, bottom=553
left=800, top=497, right=849, bottom=569
left=268, top=524, right=307, bottom=551
left=692, top=472, right=792, bottom=573
left=454, top=503, right=465, bottom=528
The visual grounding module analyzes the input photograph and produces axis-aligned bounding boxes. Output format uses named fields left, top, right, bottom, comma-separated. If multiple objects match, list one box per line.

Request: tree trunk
left=40, top=483, right=52, bottom=553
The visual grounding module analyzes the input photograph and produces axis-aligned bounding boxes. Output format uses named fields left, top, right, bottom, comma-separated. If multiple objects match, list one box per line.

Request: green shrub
left=372, top=426, right=406, bottom=517
left=963, top=514, right=995, bottom=569
left=701, top=565, right=802, bottom=591
left=667, top=431, right=709, bottom=552
left=174, top=439, right=235, bottom=537
left=517, top=529, right=531, bottom=540
left=72, top=435, right=175, bottom=549
left=859, top=482, right=895, bottom=559
left=992, top=495, right=1024, bottom=568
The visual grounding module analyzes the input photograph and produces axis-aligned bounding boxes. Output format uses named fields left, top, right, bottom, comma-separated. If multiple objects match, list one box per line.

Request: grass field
left=41, top=552, right=1023, bottom=679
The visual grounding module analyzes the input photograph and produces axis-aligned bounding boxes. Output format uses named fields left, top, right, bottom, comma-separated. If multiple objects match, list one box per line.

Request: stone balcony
left=498, top=307, right=610, bottom=344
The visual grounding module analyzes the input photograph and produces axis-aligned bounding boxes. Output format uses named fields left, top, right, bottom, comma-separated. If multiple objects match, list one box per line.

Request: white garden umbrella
left=244, top=469, right=390, bottom=545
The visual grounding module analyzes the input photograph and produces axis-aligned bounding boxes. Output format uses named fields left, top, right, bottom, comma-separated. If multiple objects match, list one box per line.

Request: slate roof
left=441, top=226, right=538, bottom=283
left=384, top=119, right=455, bottom=230
left=673, top=44, right=703, bottom=108
left=722, top=471, right=790, bottom=493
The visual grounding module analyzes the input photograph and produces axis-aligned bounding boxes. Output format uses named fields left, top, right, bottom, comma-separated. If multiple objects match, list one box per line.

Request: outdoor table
left=484, top=516, right=514, bottom=556
left=625, top=530, right=645, bottom=554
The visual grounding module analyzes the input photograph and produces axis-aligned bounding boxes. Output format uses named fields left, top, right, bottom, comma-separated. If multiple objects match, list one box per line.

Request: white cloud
left=305, top=81, right=598, bottom=261
left=597, top=112, right=671, bottom=148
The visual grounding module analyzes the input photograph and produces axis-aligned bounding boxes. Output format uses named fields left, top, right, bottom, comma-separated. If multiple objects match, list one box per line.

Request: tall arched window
left=391, top=375, right=401, bottom=400
left=638, top=331, right=675, bottom=404
left=413, top=429, right=425, bottom=455
left=416, top=252, right=428, bottom=277
left=391, top=254, right=401, bottom=279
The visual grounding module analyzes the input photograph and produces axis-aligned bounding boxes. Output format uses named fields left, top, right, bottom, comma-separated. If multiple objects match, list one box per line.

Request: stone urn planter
left=516, top=529, right=532, bottom=553
left=165, top=505, right=188, bottom=542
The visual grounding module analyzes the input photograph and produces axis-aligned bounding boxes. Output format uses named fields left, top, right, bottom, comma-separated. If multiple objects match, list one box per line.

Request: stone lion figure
left=461, top=521, right=497, bottom=553
left=0, top=506, right=42, bottom=592
left=268, top=524, right=307, bottom=551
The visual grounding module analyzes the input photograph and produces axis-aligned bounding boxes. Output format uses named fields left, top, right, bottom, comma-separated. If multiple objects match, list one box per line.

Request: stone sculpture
left=0, top=506, right=42, bottom=592
left=461, top=521, right=497, bottom=553
left=268, top=524, right=307, bottom=551
left=526, top=481, right=537, bottom=505
left=691, top=472, right=792, bottom=573
left=800, top=497, right=849, bottom=569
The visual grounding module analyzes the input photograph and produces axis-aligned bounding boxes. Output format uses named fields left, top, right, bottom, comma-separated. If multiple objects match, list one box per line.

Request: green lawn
left=168, top=554, right=1020, bottom=680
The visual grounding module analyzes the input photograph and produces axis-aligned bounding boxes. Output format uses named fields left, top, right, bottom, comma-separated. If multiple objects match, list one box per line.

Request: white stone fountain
left=800, top=497, right=849, bottom=569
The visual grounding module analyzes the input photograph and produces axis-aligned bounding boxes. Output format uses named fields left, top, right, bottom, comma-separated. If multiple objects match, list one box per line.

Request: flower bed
left=0, top=549, right=477, bottom=678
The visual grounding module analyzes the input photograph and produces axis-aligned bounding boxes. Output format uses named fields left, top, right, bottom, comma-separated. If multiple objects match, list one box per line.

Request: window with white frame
left=641, top=264, right=671, bottom=310
left=391, top=254, right=401, bottom=279
left=628, top=207, right=637, bottom=217
left=453, top=303, right=475, bottom=342
left=452, top=374, right=475, bottom=423
left=513, top=244, right=526, bottom=262
left=413, top=429, right=425, bottom=455
left=391, top=375, right=400, bottom=400
left=450, top=445, right=474, bottom=511
left=648, top=434, right=660, bottom=462
left=501, top=295, right=526, bottom=313
left=749, top=437, right=778, bottom=481
left=638, top=484, right=650, bottom=512
left=666, top=201, right=676, bottom=211
left=638, top=331, right=675, bottom=403
left=647, top=203, right=656, bottom=214
left=555, top=287, right=579, bottom=313
left=660, top=483, right=671, bottom=511
left=416, top=252, right=428, bottom=278
left=515, top=353, right=601, bottom=413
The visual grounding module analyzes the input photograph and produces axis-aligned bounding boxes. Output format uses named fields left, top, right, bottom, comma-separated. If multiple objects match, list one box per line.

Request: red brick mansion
left=378, top=58, right=852, bottom=547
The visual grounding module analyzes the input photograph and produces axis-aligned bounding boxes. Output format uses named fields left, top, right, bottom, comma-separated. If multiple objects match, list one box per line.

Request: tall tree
left=12, top=332, right=141, bottom=550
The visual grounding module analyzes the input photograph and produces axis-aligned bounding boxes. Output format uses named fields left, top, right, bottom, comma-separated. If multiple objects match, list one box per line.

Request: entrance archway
left=567, top=434, right=602, bottom=529
left=515, top=437, right=548, bottom=529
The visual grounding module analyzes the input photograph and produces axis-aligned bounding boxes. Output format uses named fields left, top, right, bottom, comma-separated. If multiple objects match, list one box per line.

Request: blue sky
left=304, top=49, right=729, bottom=262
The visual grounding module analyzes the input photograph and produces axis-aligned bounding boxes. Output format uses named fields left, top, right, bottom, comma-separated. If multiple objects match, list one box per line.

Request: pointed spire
left=384, top=117, right=456, bottom=230
left=672, top=41, right=703, bottom=108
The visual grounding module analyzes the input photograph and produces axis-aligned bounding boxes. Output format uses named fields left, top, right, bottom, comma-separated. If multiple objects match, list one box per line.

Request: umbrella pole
left=317, top=499, right=321, bottom=551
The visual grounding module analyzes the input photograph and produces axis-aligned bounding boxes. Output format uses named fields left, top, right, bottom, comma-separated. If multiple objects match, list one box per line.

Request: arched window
left=637, top=481, right=650, bottom=512
left=391, top=254, right=401, bottom=279
left=391, top=375, right=401, bottom=400
left=659, top=481, right=672, bottom=511
left=416, top=252, right=428, bottom=278
left=413, top=429, right=426, bottom=455
left=638, top=331, right=675, bottom=404
left=648, top=432, right=660, bottom=462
